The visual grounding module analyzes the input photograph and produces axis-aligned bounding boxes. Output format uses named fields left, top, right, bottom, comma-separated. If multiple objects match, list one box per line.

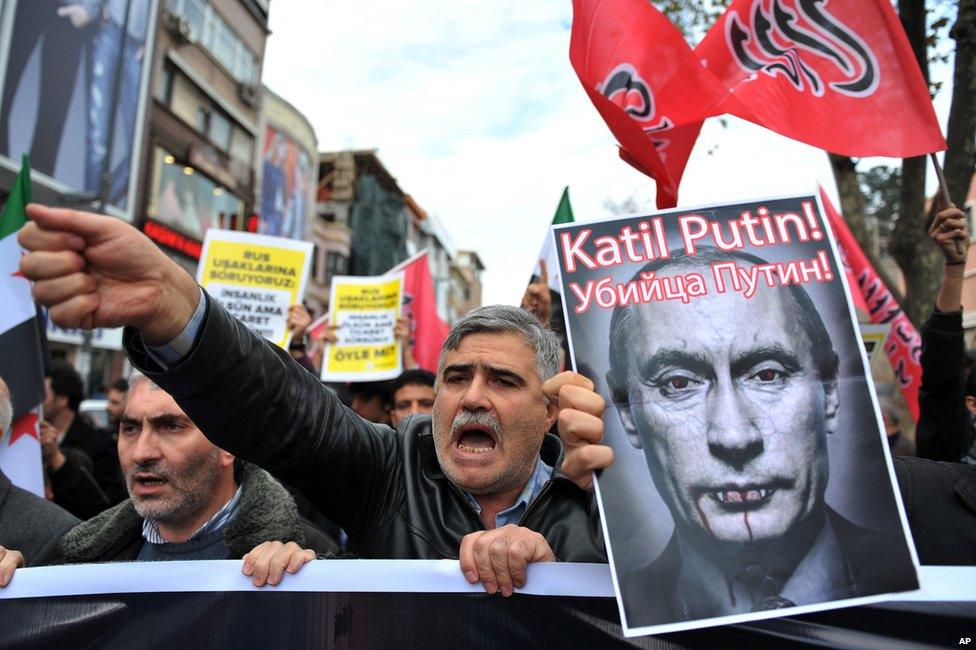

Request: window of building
left=178, top=0, right=206, bottom=37
left=170, top=74, right=203, bottom=127
left=209, top=110, right=232, bottom=151
left=321, top=212, right=336, bottom=223
left=168, top=0, right=258, bottom=85
left=324, top=252, right=347, bottom=285
left=156, top=64, right=175, bottom=103
left=195, top=105, right=210, bottom=133
left=311, top=244, right=320, bottom=281
left=229, top=126, right=254, bottom=183
left=165, top=69, right=249, bottom=159
left=147, top=147, right=244, bottom=241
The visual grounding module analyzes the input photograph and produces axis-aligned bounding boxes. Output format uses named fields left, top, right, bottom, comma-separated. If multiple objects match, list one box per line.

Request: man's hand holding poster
left=197, top=230, right=314, bottom=348
left=554, top=194, right=919, bottom=637
left=322, top=274, right=404, bottom=382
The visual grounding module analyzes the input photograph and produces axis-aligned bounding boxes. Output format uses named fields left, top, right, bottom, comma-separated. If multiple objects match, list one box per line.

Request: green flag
left=534, top=186, right=575, bottom=292
left=0, top=154, right=31, bottom=239
left=0, top=154, right=45, bottom=422
left=551, top=186, right=575, bottom=226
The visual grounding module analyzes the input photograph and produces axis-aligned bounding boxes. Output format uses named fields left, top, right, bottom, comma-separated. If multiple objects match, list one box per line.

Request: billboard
left=0, top=0, right=158, bottom=217
left=259, top=125, right=313, bottom=241
left=146, top=146, right=245, bottom=242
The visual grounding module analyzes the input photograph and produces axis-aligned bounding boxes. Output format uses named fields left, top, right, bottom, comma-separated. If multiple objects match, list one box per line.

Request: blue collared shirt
left=463, top=458, right=553, bottom=528
left=141, top=485, right=243, bottom=545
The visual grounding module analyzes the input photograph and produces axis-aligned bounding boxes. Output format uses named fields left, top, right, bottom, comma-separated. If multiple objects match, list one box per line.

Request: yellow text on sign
left=202, top=241, right=306, bottom=300
left=327, top=343, right=399, bottom=374
left=333, top=278, right=402, bottom=312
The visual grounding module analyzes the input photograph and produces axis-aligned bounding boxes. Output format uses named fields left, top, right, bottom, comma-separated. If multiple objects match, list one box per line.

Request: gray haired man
left=18, top=205, right=611, bottom=596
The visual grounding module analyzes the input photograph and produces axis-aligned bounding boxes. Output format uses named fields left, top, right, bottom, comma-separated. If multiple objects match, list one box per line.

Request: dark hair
left=349, top=380, right=395, bottom=406
left=48, top=360, right=85, bottom=413
left=110, top=378, right=129, bottom=394
left=393, top=369, right=436, bottom=393
left=607, top=248, right=839, bottom=402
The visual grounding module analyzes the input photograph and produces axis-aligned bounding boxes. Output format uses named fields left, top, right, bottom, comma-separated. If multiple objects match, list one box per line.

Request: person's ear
left=218, top=450, right=235, bottom=469
left=824, top=381, right=839, bottom=434
left=607, top=371, right=641, bottom=449
left=545, top=399, right=558, bottom=431
left=965, top=395, right=976, bottom=416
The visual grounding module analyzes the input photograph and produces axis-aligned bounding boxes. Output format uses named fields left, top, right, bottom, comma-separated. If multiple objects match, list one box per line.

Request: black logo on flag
left=725, top=0, right=879, bottom=98
left=598, top=64, right=674, bottom=156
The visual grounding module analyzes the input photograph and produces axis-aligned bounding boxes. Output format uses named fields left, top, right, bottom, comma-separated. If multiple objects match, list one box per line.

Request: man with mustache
left=49, top=372, right=337, bottom=585
left=17, top=205, right=609, bottom=596
left=604, top=249, right=914, bottom=626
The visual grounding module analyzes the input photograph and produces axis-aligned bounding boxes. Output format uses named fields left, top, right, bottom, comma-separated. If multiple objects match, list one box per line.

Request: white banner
left=0, top=561, right=972, bottom=603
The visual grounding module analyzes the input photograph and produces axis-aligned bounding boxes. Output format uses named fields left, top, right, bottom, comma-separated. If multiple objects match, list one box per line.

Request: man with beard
left=50, top=373, right=337, bottom=581
left=106, top=378, right=128, bottom=431
left=604, top=249, right=915, bottom=626
left=17, top=205, right=610, bottom=596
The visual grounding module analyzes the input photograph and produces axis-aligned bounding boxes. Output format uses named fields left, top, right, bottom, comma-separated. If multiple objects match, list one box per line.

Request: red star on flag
left=8, top=412, right=39, bottom=446
left=11, top=250, right=26, bottom=279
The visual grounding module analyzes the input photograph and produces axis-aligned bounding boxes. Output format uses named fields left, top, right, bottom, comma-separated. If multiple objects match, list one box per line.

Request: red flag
left=389, top=251, right=450, bottom=373
left=569, top=0, right=727, bottom=208
left=820, top=187, right=920, bottom=420
left=697, top=0, right=946, bottom=157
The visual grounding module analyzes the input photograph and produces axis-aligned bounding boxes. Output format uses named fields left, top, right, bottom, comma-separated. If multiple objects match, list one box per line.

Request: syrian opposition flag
left=569, top=0, right=727, bottom=208
left=532, top=187, right=575, bottom=293
left=696, top=0, right=946, bottom=158
left=820, top=187, right=920, bottom=420
left=0, top=156, right=46, bottom=495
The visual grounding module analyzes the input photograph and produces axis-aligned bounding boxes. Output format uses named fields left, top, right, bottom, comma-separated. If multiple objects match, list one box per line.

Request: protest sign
left=321, top=274, right=404, bottom=382
left=197, top=230, right=313, bottom=348
left=555, top=193, right=919, bottom=636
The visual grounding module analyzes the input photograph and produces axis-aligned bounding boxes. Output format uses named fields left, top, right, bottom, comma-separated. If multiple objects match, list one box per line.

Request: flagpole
left=929, top=153, right=965, bottom=257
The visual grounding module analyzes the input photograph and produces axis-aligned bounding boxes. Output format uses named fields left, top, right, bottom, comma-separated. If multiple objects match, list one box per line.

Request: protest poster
left=321, top=274, right=404, bottom=382
left=554, top=193, right=919, bottom=636
left=197, top=230, right=313, bottom=348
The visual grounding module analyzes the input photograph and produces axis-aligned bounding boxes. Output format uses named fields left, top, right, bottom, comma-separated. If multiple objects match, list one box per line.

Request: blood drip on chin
left=693, top=494, right=714, bottom=536
left=743, top=511, right=753, bottom=542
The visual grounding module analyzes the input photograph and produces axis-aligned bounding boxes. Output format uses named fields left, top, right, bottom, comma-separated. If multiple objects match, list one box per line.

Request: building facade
left=451, top=250, right=485, bottom=320
left=256, top=85, right=325, bottom=311
left=0, top=0, right=271, bottom=393
left=142, top=0, right=269, bottom=276
left=315, top=150, right=408, bottom=312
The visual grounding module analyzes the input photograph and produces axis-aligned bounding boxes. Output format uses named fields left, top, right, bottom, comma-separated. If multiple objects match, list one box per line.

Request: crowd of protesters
left=0, top=200, right=974, bottom=596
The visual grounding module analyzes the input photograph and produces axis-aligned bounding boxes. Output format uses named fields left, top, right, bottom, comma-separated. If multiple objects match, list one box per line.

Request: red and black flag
left=569, top=0, right=727, bottom=208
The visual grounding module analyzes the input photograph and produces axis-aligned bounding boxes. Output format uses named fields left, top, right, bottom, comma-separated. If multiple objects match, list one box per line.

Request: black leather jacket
left=124, top=294, right=606, bottom=562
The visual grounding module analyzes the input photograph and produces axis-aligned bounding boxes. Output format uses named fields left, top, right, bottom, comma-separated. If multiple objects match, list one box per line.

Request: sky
left=261, top=0, right=953, bottom=306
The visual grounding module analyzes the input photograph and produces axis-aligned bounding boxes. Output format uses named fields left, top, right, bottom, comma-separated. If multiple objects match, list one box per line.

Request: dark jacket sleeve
left=123, top=293, right=402, bottom=538
left=49, top=448, right=112, bottom=520
left=301, top=518, right=342, bottom=557
left=916, top=309, right=973, bottom=461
